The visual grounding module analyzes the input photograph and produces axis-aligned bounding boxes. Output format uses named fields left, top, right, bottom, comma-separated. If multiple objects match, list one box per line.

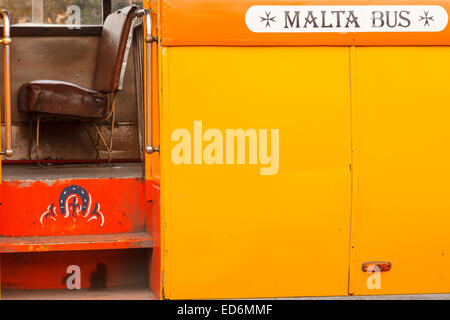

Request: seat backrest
left=93, top=5, right=138, bottom=93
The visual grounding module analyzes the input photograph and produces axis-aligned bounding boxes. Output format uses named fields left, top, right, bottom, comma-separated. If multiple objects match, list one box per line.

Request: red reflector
left=362, top=262, right=391, bottom=272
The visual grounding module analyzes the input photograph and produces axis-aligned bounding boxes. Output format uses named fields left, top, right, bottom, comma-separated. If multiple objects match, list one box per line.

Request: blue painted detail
left=59, top=185, right=89, bottom=216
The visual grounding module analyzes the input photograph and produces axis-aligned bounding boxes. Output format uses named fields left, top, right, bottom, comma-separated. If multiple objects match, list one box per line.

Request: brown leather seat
left=18, top=5, right=138, bottom=119
left=18, top=80, right=108, bottom=119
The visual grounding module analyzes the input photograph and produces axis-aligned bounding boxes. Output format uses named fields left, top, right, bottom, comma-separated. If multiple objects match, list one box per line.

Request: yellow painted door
left=160, top=47, right=352, bottom=298
left=350, top=47, right=450, bottom=295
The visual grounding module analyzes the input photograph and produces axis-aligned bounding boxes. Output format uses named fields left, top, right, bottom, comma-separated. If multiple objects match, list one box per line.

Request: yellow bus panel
left=350, top=47, right=450, bottom=295
left=160, top=47, right=352, bottom=299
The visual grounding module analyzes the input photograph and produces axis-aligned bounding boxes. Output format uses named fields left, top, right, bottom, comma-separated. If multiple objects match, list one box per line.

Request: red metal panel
left=0, top=178, right=146, bottom=236
left=1, top=249, right=148, bottom=290
left=146, top=181, right=161, bottom=299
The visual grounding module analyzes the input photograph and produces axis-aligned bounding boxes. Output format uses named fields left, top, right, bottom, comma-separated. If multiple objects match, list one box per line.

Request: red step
left=0, top=232, right=153, bottom=253
left=1, top=164, right=146, bottom=237
left=2, top=286, right=156, bottom=300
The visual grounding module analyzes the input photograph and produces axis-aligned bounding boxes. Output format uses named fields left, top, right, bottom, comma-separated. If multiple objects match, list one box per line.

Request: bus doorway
left=0, top=0, right=160, bottom=300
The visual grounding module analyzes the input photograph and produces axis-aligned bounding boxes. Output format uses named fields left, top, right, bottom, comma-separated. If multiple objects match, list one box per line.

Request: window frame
left=2, top=0, right=113, bottom=37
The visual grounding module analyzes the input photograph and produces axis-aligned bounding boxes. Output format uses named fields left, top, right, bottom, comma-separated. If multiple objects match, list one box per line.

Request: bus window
left=112, top=1, right=143, bottom=12
left=0, top=0, right=103, bottom=26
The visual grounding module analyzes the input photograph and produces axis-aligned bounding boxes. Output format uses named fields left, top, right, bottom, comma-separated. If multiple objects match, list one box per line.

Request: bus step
left=1, top=286, right=156, bottom=300
left=0, top=232, right=153, bottom=253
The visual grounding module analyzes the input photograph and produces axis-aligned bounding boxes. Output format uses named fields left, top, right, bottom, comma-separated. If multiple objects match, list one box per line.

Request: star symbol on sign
left=260, top=11, right=276, bottom=28
left=419, top=10, right=434, bottom=26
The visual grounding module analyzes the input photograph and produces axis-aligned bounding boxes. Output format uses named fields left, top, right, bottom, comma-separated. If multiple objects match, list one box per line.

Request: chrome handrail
left=137, top=9, right=159, bottom=155
left=0, top=9, right=12, bottom=157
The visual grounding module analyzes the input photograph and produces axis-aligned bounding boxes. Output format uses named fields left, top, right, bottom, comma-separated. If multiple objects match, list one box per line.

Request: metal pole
left=136, top=9, right=159, bottom=155
left=0, top=10, right=12, bottom=157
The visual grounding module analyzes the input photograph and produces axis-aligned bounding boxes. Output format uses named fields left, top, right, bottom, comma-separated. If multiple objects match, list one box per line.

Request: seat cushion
left=18, top=80, right=109, bottom=120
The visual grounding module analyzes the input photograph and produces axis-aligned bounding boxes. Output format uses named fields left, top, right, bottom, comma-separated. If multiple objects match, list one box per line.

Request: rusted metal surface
left=1, top=122, right=141, bottom=161
left=0, top=232, right=153, bottom=253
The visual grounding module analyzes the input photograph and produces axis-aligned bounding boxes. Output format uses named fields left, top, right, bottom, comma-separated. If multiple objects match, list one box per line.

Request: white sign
left=245, top=5, right=448, bottom=33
